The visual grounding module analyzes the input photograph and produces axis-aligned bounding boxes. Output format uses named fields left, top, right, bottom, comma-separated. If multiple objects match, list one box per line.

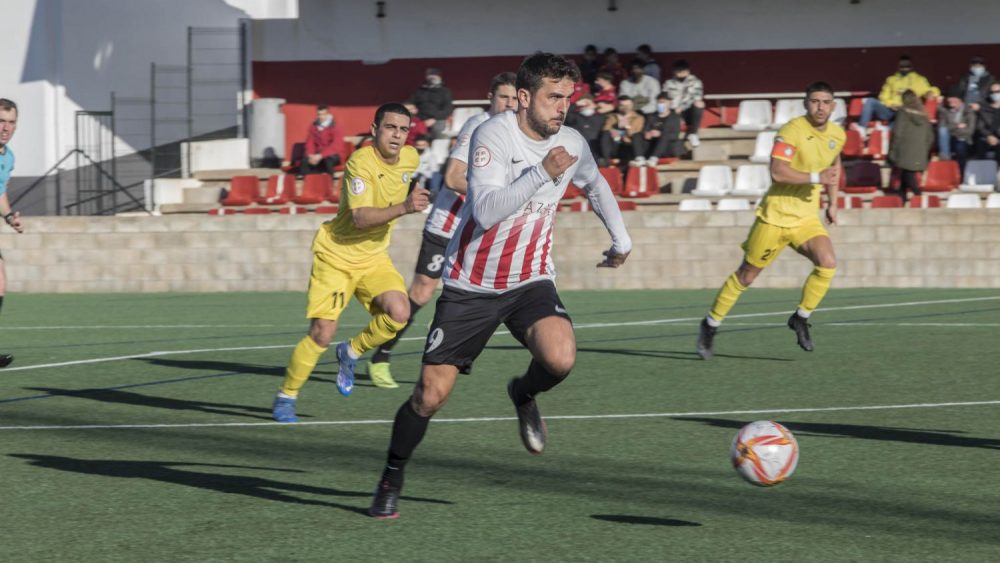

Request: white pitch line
left=1, top=399, right=998, bottom=431
left=3, top=294, right=999, bottom=373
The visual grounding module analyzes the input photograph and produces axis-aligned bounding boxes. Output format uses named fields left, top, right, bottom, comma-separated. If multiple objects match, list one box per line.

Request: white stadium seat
left=748, top=131, right=776, bottom=164
left=716, top=198, right=752, bottom=211
left=732, top=100, right=772, bottom=131
left=946, top=193, right=982, bottom=208
left=770, top=99, right=807, bottom=129
left=679, top=198, right=713, bottom=211
left=731, top=164, right=770, bottom=196
left=985, top=193, right=1000, bottom=208
left=691, top=165, right=734, bottom=197
left=958, top=159, right=998, bottom=193
left=448, top=107, right=485, bottom=136
left=831, top=98, right=848, bottom=124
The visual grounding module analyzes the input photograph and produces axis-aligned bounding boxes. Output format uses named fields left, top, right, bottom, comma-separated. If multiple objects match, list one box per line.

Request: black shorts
left=422, top=280, right=571, bottom=373
left=414, top=231, right=450, bottom=279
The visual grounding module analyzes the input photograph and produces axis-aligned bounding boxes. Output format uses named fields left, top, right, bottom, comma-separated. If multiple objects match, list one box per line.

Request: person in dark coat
left=409, top=68, right=454, bottom=139
left=888, top=90, right=934, bottom=204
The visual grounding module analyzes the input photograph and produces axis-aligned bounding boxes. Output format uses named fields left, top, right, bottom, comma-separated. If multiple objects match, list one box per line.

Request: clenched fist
left=541, top=146, right=578, bottom=182
left=405, top=186, right=431, bottom=213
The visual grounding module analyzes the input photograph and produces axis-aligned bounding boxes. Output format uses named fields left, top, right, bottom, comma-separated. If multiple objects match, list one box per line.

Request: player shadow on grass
left=24, top=387, right=287, bottom=421
left=9, top=454, right=452, bottom=516
left=484, top=344, right=790, bottom=362
left=590, top=514, right=702, bottom=527
left=675, top=417, right=1000, bottom=450
left=139, top=357, right=341, bottom=387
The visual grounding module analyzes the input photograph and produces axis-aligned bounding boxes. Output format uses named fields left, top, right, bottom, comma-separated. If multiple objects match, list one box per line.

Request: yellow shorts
left=305, top=250, right=406, bottom=321
left=741, top=216, right=829, bottom=268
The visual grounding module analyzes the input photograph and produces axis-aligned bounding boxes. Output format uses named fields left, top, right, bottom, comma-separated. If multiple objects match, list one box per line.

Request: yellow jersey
left=317, top=145, right=419, bottom=265
left=756, top=116, right=845, bottom=228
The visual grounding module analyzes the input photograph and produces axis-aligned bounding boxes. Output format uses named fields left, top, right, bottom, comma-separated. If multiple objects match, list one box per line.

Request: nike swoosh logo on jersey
left=555, top=305, right=568, bottom=315
left=512, top=158, right=524, bottom=164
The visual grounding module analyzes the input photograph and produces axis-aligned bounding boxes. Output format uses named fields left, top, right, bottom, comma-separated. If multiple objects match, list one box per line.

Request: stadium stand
left=255, top=174, right=296, bottom=205
left=679, top=198, right=712, bottom=211
left=732, top=100, right=772, bottom=131
left=908, top=195, right=941, bottom=208
left=731, top=164, right=770, bottom=197
left=622, top=165, right=660, bottom=198
left=946, top=193, right=982, bottom=208
left=987, top=193, right=1000, bottom=208
left=291, top=174, right=334, bottom=205
left=837, top=196, right=864, bottom=209
left=921, top=160, right=961, bottom=192
left=220, top=176, right=260, bottom=206
left=716, top=198, right=752, bottom=211
left=748, top=131, right=776, bottom=163
left=770, top=99, right=806, bottom=129
left=871, top=195, right=903, bottom=208
left=842, top=161, right=882, bottom=193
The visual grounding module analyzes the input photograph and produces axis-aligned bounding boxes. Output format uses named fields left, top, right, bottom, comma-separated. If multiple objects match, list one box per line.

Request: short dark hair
left=604, top=47, right=618, bottom=56
left=899, top=55, right=913, bottom=64
left=584, top=44, right=598, bottom=54
left=516, top=52, right=581, bottom=95
left=617, top=95, right=632, bottom=102
left=316, top=105, right=329, bottom=112
left=374, top=102, right=410, bottom=126
left=595, top=71, right=614, bottom=82
left=805, top=81, right=835, bottom=97
left=637, top=44, right=652, bottom=55
left=0, top=99, right=17, bottom=113
left=971, top=55, right=985, bottom=65
left=629, top=59, right=645, bottom=70
left=413, top=134, right=430, bottom=143
left=656, top=92, right=670, bottom=100
left=672, top=59, right=690, bottom=71
left=490, top=72, right=517, bottom=95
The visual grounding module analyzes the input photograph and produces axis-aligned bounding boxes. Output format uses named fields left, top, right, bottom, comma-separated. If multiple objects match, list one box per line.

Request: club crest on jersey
left=402, top=172, right=410, bottom=184
left=829, top=140, right=836, bottom=149
left=351, top=177, right=366, bottom=195
left=472, top=146, right=491, bottom=168
left=457, top=133, right=471, bottom=147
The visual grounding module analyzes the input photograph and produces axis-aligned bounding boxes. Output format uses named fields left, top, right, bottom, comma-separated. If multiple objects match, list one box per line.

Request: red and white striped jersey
left=444, top=111, right=623, bottom=294
left=423, top=112, right=488, bottom=238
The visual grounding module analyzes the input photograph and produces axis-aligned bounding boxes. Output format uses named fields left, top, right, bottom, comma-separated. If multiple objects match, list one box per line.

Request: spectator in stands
left=412, top=134, right=441, bottom=182
left=662, top=59, right=705, bottom=148
left=601, top=96, right=647, bottom=168
left=579, top=44, right=601, bottom=90
left=409, top=67, right=454, bottom=139
left=635, top=44, right=661, bottom=81
left=570, top=78, right=591, bottom=105
left=599, top=48, right=627, bottom=85
left=888, top=91, right=934, bottom=205
left=565, top=94, right=607, bottom=165
left=301, top=105, right=346, bottom=176
left=957, top=56, right=994, bottom=112
left=858, top=55, right=940, bottom=134
left=937, top=85, right=976, bottom=174
left=974, top=82, right=1000, bottom=162
left=593, top=71, right=618, bottom=107
left=642, top=93, right=684, bottom=164
left=619, top=60, right=661, bottom=115
left=403, top=102, right=429, bottom=145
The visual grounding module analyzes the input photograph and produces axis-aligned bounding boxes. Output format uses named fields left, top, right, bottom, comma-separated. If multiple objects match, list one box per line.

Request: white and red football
left=730, top=420, right=799, bottom=487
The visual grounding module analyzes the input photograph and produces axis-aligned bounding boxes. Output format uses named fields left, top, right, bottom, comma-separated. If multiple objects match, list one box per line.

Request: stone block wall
left=2, top=208, right=998, bottom=293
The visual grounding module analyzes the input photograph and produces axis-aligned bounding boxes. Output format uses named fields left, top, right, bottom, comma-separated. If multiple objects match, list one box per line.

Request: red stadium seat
left=600, top=166, right=624, bottom=196
left=315, top=205, right=339, bottom=214
left=921, top=160, right=960, bottom=192
left=242, top=207, right=272, bottom=215
left=335, top=140, right=355, bottom=172
left=867, top=128, right=889, bottom=159
left=836, top=196, right=864, bottom=209
left=908, top=195, right=941, bottom=208
left=279, top=206, right=309, bottom=215
left=871, top=195, right=903, bottom=208
left=842, top=128, right=865, bottom=159
left=221, top=176, right=260, bottom=206
left=924, top=97, right=939, bottom=124
left=563, top=183, right=585, bottom=200
left=208, top=208, right=238, bottom=216
left=622, top=165, right=659, bottom=198
left=256, top=174, right=296, bottom=205
left=293, top=174, right=333, bottom=204
left=848, top=98, right=864, bottom=120
left=842, top=161, right=881, bottom=193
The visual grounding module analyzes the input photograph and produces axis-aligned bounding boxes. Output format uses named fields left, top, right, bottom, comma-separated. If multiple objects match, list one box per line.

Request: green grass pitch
left=1, top=288, right=998, bottom=561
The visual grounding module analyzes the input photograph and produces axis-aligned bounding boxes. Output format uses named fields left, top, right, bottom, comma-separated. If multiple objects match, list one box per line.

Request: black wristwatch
left=4, top=212, right=15, bottom=224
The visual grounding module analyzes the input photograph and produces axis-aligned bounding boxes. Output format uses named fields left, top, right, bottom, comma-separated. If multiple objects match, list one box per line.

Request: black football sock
left=372, top=299, right=421, bottom=363
left=383, top=400, right=431, bottom=487
left=511, top=360, right=566, bottom=406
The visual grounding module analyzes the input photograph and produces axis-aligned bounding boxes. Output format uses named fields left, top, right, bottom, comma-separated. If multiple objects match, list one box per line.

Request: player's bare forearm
left=444, top=159, right=468, bottom=194
left=770, top=159, right=837, bottom=188
left=0, top=193, right=23, bottom=233
left=351, top=205, right=409, bottom=229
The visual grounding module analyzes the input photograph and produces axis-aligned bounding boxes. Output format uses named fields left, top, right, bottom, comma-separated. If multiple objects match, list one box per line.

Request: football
left=730, top=420, right=799, bottom=487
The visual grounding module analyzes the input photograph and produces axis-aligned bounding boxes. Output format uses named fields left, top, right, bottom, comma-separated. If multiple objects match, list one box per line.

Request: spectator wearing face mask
left=601, top=96, right=647, bottom=168
left=957, top=56, right=995, bottom=112
left=857, top=55, right=940, bottom=135
left=409, top=68, right=454, bottom=139
left=302, top=105, right=346, bottom=176
left=619, top=60, right=661, bottom=115
left=662, top=59, right=705, bottom=148
left=642, top=93, right=684, bottom=164
left=937, top=85, right=977, bottom=174
left=566, top=94, right=608, bottom=166
left=974, top=82, right=1000, bottom=162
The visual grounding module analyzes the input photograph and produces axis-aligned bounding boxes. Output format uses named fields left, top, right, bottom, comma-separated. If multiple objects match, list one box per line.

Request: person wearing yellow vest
left=858, top=55, right=940, bottom=135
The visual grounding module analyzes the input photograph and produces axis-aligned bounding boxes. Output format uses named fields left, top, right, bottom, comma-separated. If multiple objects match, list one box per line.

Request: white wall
left=254, top=0, right=1000, bottom=62
left=1, top=0, right=253, bottom=177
